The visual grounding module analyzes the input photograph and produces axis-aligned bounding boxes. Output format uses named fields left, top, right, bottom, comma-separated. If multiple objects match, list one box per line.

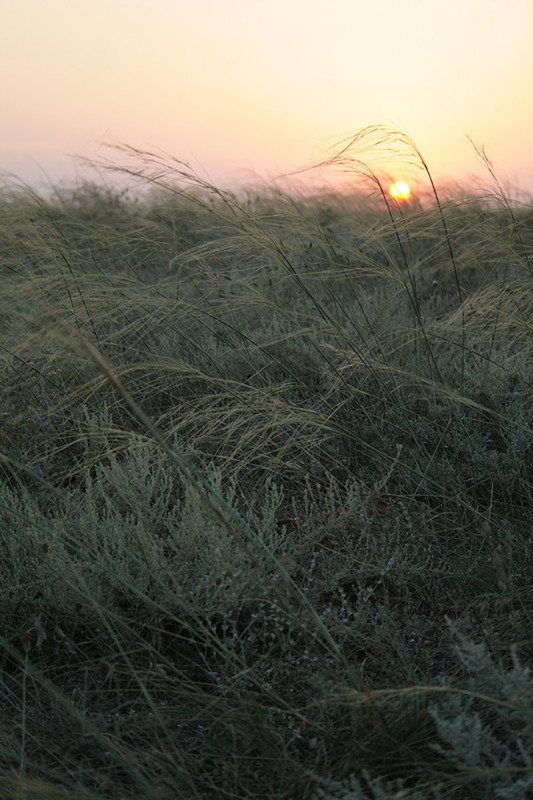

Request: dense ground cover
left=1, top=137, right=532, bottom=798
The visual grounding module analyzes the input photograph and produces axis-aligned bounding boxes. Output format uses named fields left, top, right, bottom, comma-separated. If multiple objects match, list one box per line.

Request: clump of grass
left=0, top=128, right=532, bottom=798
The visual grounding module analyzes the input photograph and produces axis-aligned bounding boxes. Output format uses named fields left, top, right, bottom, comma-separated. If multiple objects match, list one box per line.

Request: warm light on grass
left=389, top=180, right=411, bottom=200
left=1, top=130, right=533, bottom=800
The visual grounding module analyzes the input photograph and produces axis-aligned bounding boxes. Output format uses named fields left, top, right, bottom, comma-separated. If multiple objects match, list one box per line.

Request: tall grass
left=0, top=128, right=532, bottom=799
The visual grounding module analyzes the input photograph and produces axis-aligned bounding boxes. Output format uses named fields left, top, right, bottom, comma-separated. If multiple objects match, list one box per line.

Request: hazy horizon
left=3, top=0, right=533, bottom=198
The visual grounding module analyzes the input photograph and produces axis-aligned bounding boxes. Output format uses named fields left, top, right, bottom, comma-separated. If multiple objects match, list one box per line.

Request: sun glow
left=389, top=180, right=411, bottom=200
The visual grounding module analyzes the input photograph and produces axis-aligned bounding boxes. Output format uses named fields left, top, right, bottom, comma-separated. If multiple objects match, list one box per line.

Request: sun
left=389, top=180, right=411, bottom=201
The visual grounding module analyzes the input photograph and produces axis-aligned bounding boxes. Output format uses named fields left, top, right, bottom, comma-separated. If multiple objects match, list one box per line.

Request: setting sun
left=389, top=181, right=411, bottom=200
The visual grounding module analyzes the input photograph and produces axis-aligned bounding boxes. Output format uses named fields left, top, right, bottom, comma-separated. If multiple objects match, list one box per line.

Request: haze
left=2, top=0, right=533, bottom=195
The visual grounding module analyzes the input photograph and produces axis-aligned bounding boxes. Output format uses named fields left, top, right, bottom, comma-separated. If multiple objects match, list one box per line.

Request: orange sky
left=3, top=0, right=533, bottom=197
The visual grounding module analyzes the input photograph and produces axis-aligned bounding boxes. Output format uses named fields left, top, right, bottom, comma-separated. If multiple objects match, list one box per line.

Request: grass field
left=1, top=133, right=532, bottom=798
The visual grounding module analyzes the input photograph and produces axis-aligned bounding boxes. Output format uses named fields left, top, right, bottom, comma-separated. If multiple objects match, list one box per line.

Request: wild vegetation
left=1, top=130, right=532, bottom=798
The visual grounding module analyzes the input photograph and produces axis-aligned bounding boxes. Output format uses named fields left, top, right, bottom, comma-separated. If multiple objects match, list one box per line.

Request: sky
left=3, top=0, right=533, bottom=197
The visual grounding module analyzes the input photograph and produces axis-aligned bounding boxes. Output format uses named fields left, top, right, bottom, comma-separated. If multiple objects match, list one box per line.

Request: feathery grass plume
left=467, top=134, right=533, bottom=275
left=289, top=124, right=466, bottom=385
